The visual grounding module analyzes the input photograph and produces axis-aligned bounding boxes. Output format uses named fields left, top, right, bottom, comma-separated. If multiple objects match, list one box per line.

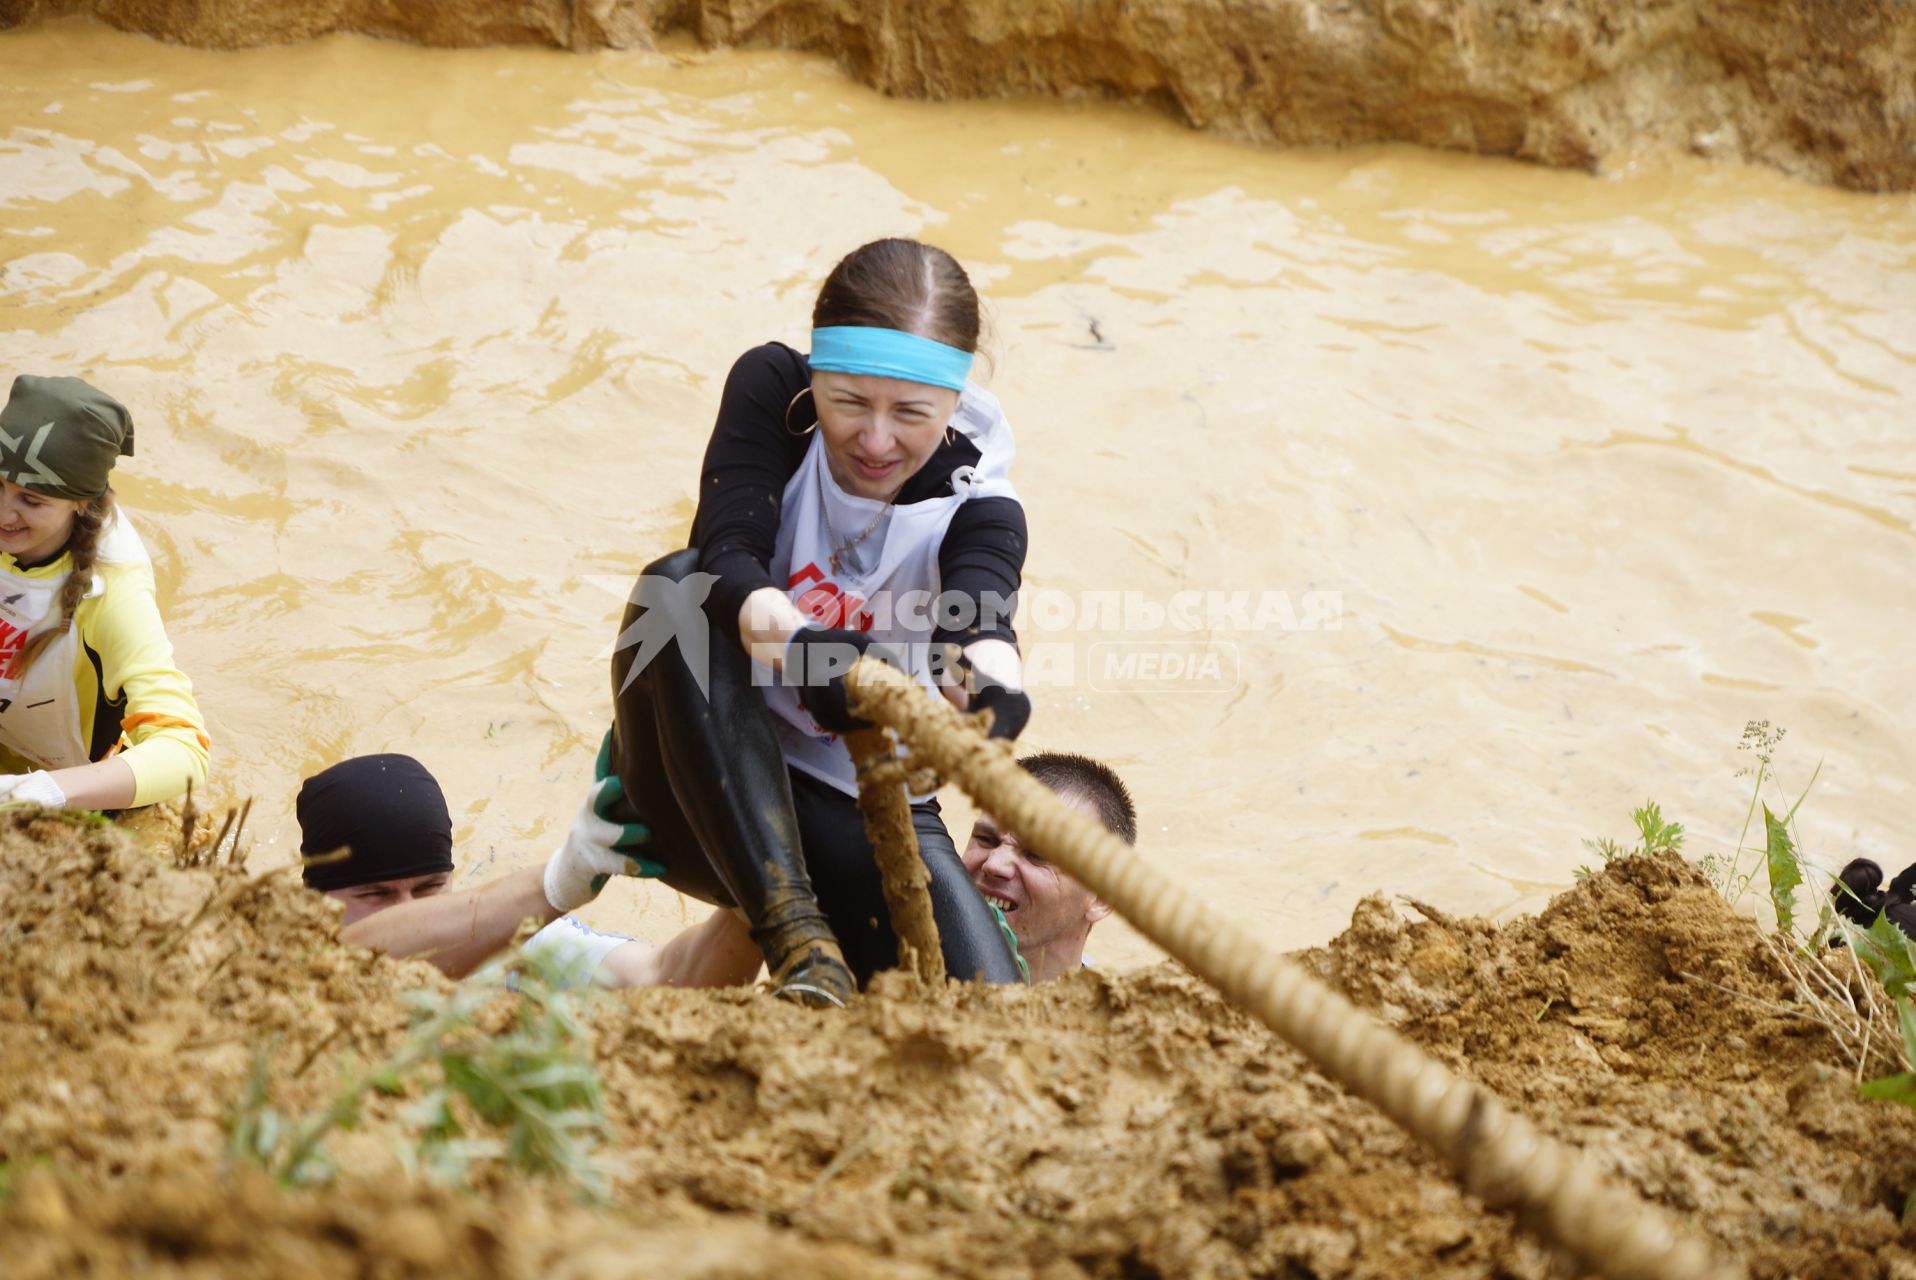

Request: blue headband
left=809, top=326, right=973, bottom=392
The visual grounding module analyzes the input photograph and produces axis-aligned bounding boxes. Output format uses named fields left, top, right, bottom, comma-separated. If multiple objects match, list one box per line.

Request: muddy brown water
left=1, top=19, right=1913, bottom=968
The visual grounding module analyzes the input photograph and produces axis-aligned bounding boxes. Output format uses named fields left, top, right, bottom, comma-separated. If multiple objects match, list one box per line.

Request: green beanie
left=0, top=375, right=136, bottom=500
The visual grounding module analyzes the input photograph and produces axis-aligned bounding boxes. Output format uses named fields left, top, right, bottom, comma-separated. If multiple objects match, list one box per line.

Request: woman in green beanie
left=0, top=375, right=208, bottom=810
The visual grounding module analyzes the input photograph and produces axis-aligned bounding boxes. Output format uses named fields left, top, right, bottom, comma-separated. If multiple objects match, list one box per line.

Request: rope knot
left=859, top=752, right=943, bottom=798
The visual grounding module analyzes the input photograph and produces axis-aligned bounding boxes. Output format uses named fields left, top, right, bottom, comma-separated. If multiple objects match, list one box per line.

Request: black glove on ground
left=1833, top=857, right=1887, bottom=928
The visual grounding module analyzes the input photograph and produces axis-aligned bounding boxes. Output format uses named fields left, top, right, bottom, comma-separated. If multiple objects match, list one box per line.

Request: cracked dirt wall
left=1, top=0, right=1911, bottom=192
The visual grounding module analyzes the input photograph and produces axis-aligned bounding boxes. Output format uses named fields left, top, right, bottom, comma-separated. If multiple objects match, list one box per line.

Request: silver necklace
left=818, top=464, right=895, bottom=576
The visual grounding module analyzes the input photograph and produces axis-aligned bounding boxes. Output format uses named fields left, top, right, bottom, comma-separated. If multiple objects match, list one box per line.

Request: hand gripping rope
left=842, top=658, right=1743, bottom=1280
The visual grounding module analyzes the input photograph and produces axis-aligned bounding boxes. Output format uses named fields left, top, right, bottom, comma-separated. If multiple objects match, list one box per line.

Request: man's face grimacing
left=325, top=870, right=451, bottom=926
left=963, top=793, right=1111, bottom=969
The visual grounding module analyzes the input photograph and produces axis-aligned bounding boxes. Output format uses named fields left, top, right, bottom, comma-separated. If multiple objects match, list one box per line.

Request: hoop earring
left=784, top=386, right=818, bottom=437
left=943, top=424, right=958, bottom=447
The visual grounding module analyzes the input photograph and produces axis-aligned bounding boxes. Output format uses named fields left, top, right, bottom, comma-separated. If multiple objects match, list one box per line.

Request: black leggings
left=605, top=548, right=1022, bottom=987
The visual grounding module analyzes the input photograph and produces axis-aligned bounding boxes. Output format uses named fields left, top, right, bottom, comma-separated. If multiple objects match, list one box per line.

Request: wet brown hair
left=12, top=488, right=113, bottom=678
left=1019, top=751, right=1139, bottom=846
left=812, top=238, right=981, bottom=353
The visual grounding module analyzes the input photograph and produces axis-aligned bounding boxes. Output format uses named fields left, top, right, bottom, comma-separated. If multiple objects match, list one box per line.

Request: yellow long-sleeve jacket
left=0, top=546, right=209, bottom=807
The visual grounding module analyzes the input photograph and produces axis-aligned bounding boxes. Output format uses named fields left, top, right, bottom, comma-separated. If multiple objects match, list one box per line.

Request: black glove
left=970, top=672, right=1031, bottom=741
left=785, top=626, right=873, bottom=733
left=1833, top=857, right=1887, bottom=928
left=1887, top=860, right=1916, bottom=906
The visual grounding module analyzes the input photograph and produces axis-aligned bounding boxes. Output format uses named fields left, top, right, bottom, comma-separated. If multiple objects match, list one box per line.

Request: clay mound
left=0, top=812, right=443, bottom=1182
left=2, top=817, right=1914, bottom=1278
left=3, top=1160, right=920, bottom=1280
left=1305, top=854, right=1916, bottom=1278
left=3, top=1, right=1912, bottom=192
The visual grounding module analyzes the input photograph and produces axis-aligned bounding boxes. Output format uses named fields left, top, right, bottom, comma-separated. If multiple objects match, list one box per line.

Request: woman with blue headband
left=572, top=239, right=1032, bottom=1006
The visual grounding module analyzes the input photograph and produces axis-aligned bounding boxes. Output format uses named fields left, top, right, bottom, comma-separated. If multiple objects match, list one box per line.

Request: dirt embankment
left=3, top=814, right=1916, bottom=1278
left=1, top=0, right=1912, bottom=194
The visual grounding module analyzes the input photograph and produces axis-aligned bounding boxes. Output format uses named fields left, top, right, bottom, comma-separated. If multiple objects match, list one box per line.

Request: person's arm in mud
left=598, top=909, right=762, bottom=989
left=341, top=867, right=763, bottom=987
left=340, top=864, right=554, bottom=979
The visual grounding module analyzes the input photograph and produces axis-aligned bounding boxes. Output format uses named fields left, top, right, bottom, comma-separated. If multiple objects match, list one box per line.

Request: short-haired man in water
left=962, top=752, right=1137, bottom=982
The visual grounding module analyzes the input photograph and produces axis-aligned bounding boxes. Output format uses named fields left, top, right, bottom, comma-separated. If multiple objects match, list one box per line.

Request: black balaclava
left=297, top=754, right=455, bottom=892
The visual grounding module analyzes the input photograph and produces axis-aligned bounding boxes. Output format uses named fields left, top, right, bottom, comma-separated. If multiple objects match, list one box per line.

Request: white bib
left=0, top=513, right=150, bottom=770
left=762, top=386, right=1018, bottom=796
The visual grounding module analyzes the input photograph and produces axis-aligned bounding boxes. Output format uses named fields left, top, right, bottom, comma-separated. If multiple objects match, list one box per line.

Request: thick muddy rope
left=845, top=659, right=1743, bottom=1280
left=844, top=725, right=946, bottom=985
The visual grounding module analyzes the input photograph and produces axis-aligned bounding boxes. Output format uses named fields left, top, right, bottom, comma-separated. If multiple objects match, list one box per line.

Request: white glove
left=0, top=771, right=67, bottom=809
left=541, top=773, right=663, bottom=914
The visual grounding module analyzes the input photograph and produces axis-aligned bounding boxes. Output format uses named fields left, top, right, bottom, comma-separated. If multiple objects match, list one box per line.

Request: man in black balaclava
left=297, top=752, right=760, bottom=988
left=299, top=754, right=457, bottom=921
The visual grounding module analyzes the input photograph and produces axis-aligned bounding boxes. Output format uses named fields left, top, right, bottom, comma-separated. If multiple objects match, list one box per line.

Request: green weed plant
left=1592, top=722, right=1916, bottom=1131
left=1575, top=799, right=1686, bottom=878
left=226, top=945, right=610, bottom=1201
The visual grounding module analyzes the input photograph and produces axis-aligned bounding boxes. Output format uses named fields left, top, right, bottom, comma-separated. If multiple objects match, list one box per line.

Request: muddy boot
left=754, top=890, right=855, bottom=1007
left=769, top=939, right=856, bottom=1008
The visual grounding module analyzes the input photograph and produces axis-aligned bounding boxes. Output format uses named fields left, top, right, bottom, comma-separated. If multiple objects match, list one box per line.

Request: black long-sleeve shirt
left=691, top=342, right=1025, bottom=649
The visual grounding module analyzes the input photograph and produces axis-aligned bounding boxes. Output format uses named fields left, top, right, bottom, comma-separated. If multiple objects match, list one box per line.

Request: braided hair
left=12, top=488, right=114, bottom=678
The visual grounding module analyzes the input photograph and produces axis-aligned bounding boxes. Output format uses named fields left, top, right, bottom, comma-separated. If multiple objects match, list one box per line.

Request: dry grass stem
left=293, top=1025, right=344, bottom=1080
left=1764, top=938, right=1861, bottom=1044
left=176, top=778, right=201, bottom=866
left=206, top=808, right=237, bottom=867
left=1702, top=933, right=1906, bottom=1081
left=1678, top=964, right=1894, bottom=1079
left=1778, top=933, right=1860, bottom=1015
left=194, top=943, right=240, bottom=996
left=159, top=864, right=294, bottom=959
left=1857, top=995, right=1877, bottom=1086
left=227, top=797, right=254, bottom=867
left=1678, top=970, right=1823, bottom=1028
